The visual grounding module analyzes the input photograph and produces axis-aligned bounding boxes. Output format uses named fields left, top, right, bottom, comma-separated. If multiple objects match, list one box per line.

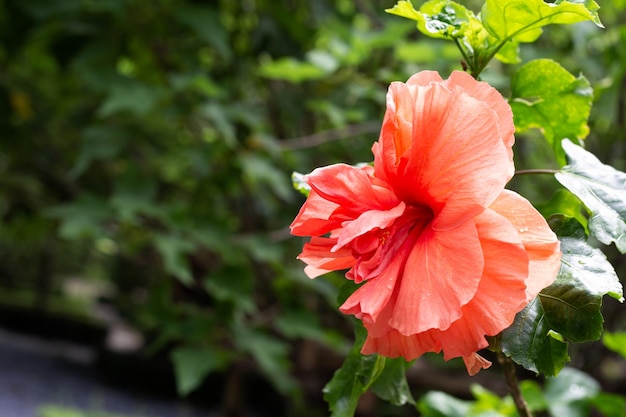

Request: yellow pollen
left=379, top=230, right=391, bottom=246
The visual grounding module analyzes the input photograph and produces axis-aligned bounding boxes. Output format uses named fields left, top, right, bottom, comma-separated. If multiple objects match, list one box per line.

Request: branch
left=497, top=352, right=533, bottom=417
left=279, top=121, right=380, bottom=150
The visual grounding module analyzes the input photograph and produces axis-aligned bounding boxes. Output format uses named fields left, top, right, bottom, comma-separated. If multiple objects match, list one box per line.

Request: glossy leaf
left=386, top=0, right=476, bottom=40
left=482, top=0, right=602, bottom=44
left=510, top=60, right=593, bottom=164
left=503, top=216, right=623, bottom=375
left=556, top=139, right=626, bottom=252
left=501, top=296, right=570, bottom=376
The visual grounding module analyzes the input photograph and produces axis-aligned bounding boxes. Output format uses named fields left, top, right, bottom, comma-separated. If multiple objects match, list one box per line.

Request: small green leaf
left=603, top=331, right=626, bottom=359
left=386, top=0, right=475, bottom=40
left=510, top=59, right=593, bottom=164
left=323, top=323, right=385, bottom=417
left=482, top=0, right=602, bottom=44
left=171, top=347, right=230, bottom=396
left=556, top=139, right=626, bottom=253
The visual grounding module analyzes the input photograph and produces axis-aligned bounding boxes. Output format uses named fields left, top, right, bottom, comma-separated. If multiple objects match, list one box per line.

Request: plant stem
left=497, top=352, right=533, bottom=417
left=514, top=168, right=560, bottom=176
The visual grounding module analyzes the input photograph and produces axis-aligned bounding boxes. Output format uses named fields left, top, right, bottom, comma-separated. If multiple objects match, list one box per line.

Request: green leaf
left=502, top=216, right=623, bottom=375
left=323, top=323, right=385, bottom=417
left=520, top=380, right=549, bottom=412
left=45, top=195, right=113, bottom=239
left=274, top=310, right=346, bottom=351
left=417, top=391, right=471, bottom=417
left=171, top=347, right=230, bottom=396
left=204, top=265, right=255, bottom=312
left=556, top=139, right=626, bottom=253
left=590, top=392, right=626, bottom=417
left=603, top=331, right=626, bottom=359
left=544, top=367, right=600, bottom=417
left=481, top=0, right=602, bottom=44
left=258, top=57, right=327, bottom=83
left=370, top=358, right=415, bottom=407
left=510, top=60, right=593, bottom=164
left=233, top=324, right=297, bottom=396
left=386, top=0, right=476, bottom=40
left=538, top=190, right=589, bottom=232
left=501, top=297, right=570, bottom=376
left=154, top=234, right=196, bottom=286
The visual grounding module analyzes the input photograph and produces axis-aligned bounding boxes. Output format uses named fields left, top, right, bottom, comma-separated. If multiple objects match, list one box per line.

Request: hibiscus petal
left=307, top=164, right=399, bottom=216
left=462, top=353, right=492, bottom=376
left=436, top=209, right=529, bottom=359
left=377, top=81, right=513, bottom=230
left=405, top=70, right=444, bottom=87
left=333, top=202, right=406, bottom=251
left=390, top=220, right=484, bottom=334
left=489, top=190, right=561, bottom=299
left=290, top=189, right=341, bottom=237
left=298, top=236, right=356, bottom=278
left=446, top=71, right=515, bottom=159
left=361, top=328, right=442, bottom=361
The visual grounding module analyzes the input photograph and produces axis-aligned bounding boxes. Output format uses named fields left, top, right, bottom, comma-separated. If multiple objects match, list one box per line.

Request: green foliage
left=502, top=216, right=623, bottom=376
left=386, top=0, right=602, bottom=76
left=419, top=369, right=624, bottom=417
left=323, top=323, right=413, bottom=417
left=510, top=59, right=593, bottom=164
left=556, top=139, right=626, bottom=253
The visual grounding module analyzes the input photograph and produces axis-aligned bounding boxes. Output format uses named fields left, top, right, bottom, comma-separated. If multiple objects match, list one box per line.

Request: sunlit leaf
left=538, top=189, right=589, bottom=232
left=386, top=0, right=476, bottom=40
left=171, top=347, right=231, bottom=396
left=556, top=139, right=626, bottom=252
left=292, top=172, right=311, bottom=197
left=482, top=0, right=602, bottom=44
left=258, top=57, right=327, bottom=83
left=602, top=331, right=626, bottom=359
left=510, top=60, right=593, bottom=164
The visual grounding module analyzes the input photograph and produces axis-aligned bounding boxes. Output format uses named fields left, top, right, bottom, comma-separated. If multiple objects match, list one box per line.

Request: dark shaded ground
left=0, top=328, right=217, bottom=417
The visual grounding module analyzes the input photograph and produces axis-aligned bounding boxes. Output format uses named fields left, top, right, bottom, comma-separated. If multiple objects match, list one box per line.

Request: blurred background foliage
left=0, top=0, right=625, bottom=416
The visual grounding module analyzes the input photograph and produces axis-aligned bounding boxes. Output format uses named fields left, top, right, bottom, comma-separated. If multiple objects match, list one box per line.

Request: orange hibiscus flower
left=290, top=71, right=561, bottom=375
